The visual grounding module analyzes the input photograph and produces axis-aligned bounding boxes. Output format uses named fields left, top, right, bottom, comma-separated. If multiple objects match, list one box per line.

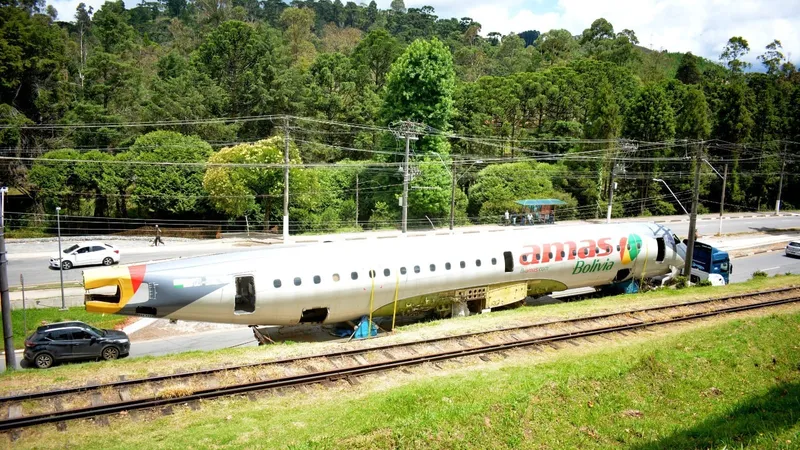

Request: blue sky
left=48, top=0, right=799, bottom=68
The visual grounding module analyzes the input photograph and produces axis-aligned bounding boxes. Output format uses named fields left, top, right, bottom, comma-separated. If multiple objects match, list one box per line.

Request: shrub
left=674, top=276, right=688, bottom=289
left=697, top=279, right=713, bottom=287
left=752, top=270, right=768, bottom=279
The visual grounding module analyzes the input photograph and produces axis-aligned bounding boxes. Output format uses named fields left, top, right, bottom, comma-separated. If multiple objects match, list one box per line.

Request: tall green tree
left=675, top=52, right=701, bottom=85
left=720, top=36, right=750, bottom=74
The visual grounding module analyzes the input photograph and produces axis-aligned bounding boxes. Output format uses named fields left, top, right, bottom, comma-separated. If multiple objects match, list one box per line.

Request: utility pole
left=355, top=173, right=359, bottom=228
left=718, top=164, right=727, bottom=236
left=390, top=121, right=422, bottom=233
left=606, top=164, right=618, bottom=224
left=283, top=116, right=290, bottom=241
left=684, top=143, right=702, bottom=282
left=449, top=157, right=456, bottom=231
left=56, top=206, right=65, bottom=310
left=0, top=186, right=16, bottom=371
left=776, top=147, right=786, bottom=215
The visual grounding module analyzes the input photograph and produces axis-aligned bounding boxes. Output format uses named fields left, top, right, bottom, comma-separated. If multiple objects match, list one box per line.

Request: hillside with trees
left=1, top=0, right=798, bottom=234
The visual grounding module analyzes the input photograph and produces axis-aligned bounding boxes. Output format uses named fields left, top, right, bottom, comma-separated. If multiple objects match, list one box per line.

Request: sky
left=47, top=0, right=799, bottom=67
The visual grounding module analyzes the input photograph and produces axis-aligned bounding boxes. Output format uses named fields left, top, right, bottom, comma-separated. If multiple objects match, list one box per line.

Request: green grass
left=12, top=305, right=800, bottom=448
left=5, top=228, right=51, bottom=239
left=10, top=307, right=128, bottom=348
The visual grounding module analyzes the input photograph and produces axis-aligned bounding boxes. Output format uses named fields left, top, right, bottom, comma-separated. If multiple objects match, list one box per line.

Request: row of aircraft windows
left=273, top=257, right=499, bottom=288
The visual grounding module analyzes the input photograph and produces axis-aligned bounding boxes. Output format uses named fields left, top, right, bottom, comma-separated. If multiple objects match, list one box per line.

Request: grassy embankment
left=9, top=307, right=128, bottom=348
left=9, top=285, right=800, bottom=448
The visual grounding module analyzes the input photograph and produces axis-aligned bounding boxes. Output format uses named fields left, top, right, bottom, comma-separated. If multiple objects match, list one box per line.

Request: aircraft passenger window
left=235, top=276, right=256, bottom=314
left=560, top=251, right=565, bottom=258
left=332, top=273, right=340, bottom=282
left=583, top=249, right=589, bottom=256
left=446, top=263, right=451, bottom=270
left=595, top=247, right=600, bottom=254
left=351, top=272, right=358, bottom=280
left=637, top=243, right=642, bottom=250
left=273, top=279, right=281, bottom=288
left=616, top=245, right=620, bottom=252
left=476, top=259, right=482, bottom=267
left=548, top=252, right=553, bottom=260
left=400, top=267, right=407, bottom=275
left=430, top=264, right=436, bottom=272
left=521, top=254, right=527, bottom=262
left=369, top=270, right=376, bottom=278
left=313, top=275, right=321, bottom=284
left=414, top=266, right=420, bottom=273
left=606, top=246, right=612, bottom=253
left=535, top=254, right=540, bottom=261
left=572, top=250, right=577, bottom=257
left=384, top=268, right=391, bottom=277
left=294, top=277, right=301, bottom=286
left=492, top=258, right=497, bottom=265
left=460, top=261, right=466, bottom=268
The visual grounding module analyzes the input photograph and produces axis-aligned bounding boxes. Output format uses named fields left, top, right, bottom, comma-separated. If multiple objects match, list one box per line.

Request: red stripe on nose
left=128, top=264, right=146, bottom=292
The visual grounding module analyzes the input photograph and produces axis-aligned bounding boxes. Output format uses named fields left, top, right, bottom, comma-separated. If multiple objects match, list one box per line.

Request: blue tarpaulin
left=353, top=315, right=378, bottom=339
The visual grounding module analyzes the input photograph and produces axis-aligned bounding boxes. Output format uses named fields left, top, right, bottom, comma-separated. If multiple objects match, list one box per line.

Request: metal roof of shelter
left=515, top=199, right=567, bottom=207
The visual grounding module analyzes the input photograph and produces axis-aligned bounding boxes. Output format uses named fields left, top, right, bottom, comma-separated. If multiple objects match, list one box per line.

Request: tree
left=353, top=28, right=400, bottom=88
left=383, top=37, right=456, bottom=134
left=758, top=39, right=785, bottom=75
left=124, top=131, right=214, bottom=216
left=91, top=0, right=136, bottom=53
left=280, top=7, right=317, bottom=66
left=203, top=136, right=304, bottom=227
left=535, top=29, right=578, bottom=66
left=493, top=34, right=531, bottom=75
left=720, top=36, right=750, bottom=74
left=390, top=0, right=405, bottom=14
left=518, top=30, right=540, bottom=47
left=321, top=24, right=362, bottom=55
left=676, top=86, right=710, bottom=140
left=676, top=52, right=701, bottom=84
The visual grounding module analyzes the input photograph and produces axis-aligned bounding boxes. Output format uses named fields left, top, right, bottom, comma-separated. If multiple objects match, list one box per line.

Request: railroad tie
left=118, top=389, right=132, bottom=402
left=7, top=404, right=21, bottom=419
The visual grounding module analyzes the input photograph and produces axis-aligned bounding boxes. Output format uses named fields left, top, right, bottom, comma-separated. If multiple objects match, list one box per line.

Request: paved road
left=7, top=245, right=243, bottom=287
left=7, top=215, right=800, bottom=288
left=729, top=251, right=800, bottom=283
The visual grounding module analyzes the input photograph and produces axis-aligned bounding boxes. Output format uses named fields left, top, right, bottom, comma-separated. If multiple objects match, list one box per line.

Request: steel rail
left=1, top=293, right=798, bottom=431
left=1, top=285, right=797, bottom=405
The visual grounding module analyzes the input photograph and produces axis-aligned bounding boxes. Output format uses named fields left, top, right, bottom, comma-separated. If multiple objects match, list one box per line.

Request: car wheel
left=34, top=353, right=54, bottom=369
left=102, top=257, right=114, bottom=266
left=61, top=260, right=73, bottom=270
left=101, top=346, right=120, bottom=361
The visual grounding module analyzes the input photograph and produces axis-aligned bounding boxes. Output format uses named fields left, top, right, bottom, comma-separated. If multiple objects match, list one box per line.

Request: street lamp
left=56, top=206, right=65, bottom=310
left=653, top=178, right=689, bottom=215
left=430, top=153, right=482, bottom=231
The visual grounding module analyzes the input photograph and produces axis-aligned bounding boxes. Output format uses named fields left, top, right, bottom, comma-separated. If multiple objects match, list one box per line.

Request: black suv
left=23, top=321, right=130, bottom=369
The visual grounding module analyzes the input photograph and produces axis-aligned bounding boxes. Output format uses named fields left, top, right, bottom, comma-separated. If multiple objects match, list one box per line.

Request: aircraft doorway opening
left=503, top=251, right=514, bottom=273
left=235, top=276, right=256, bottom=314
left=300, top=307, right=328, bottom=323
left=656, top=237, right=665, bottom=263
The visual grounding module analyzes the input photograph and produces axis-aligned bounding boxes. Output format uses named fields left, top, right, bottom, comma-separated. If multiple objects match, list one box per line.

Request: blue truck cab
left=690, top=241, right=731, bottom=285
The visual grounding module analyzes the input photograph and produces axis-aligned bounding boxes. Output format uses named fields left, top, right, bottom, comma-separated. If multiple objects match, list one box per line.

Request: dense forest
left=1, top=0, right=798, bottom=235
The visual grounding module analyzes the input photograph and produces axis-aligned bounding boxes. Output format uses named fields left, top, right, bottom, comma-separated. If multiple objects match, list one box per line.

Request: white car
left=50, top=242, right=121, bottom=270
left=787, top=241, right=800, bottom=258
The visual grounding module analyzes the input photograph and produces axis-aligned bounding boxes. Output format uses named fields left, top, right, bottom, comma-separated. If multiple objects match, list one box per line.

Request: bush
left=674, top=276, right=688, bottom=289
left=752, top=270, right=768, bottom=279
left=697, top=279, right=713, bottom=287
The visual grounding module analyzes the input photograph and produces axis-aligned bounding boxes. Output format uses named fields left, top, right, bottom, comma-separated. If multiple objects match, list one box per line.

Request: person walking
left=504, top=210, right=510, bottom=226
left=153, top=224, right=165, bottom=246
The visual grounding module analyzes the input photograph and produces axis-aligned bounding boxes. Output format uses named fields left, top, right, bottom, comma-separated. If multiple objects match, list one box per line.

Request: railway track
left=2, top=286, right=799, bottom=433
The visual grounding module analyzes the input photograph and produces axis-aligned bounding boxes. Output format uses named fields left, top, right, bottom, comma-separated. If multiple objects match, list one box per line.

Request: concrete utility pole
left=450, top=157, right=456, bottom=231
left=390, top=121, right=422, bottom=233
left=56, top=206, right=65, bottom=310
left=355, top=173, right=359, bottom=228
left=776, top=147, right=786, bottom=215
left=283, top=116, right=290, bottom=241
left=0, top=186, right=16, bottom=371
left=684, top=143, right=703, bottom=281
